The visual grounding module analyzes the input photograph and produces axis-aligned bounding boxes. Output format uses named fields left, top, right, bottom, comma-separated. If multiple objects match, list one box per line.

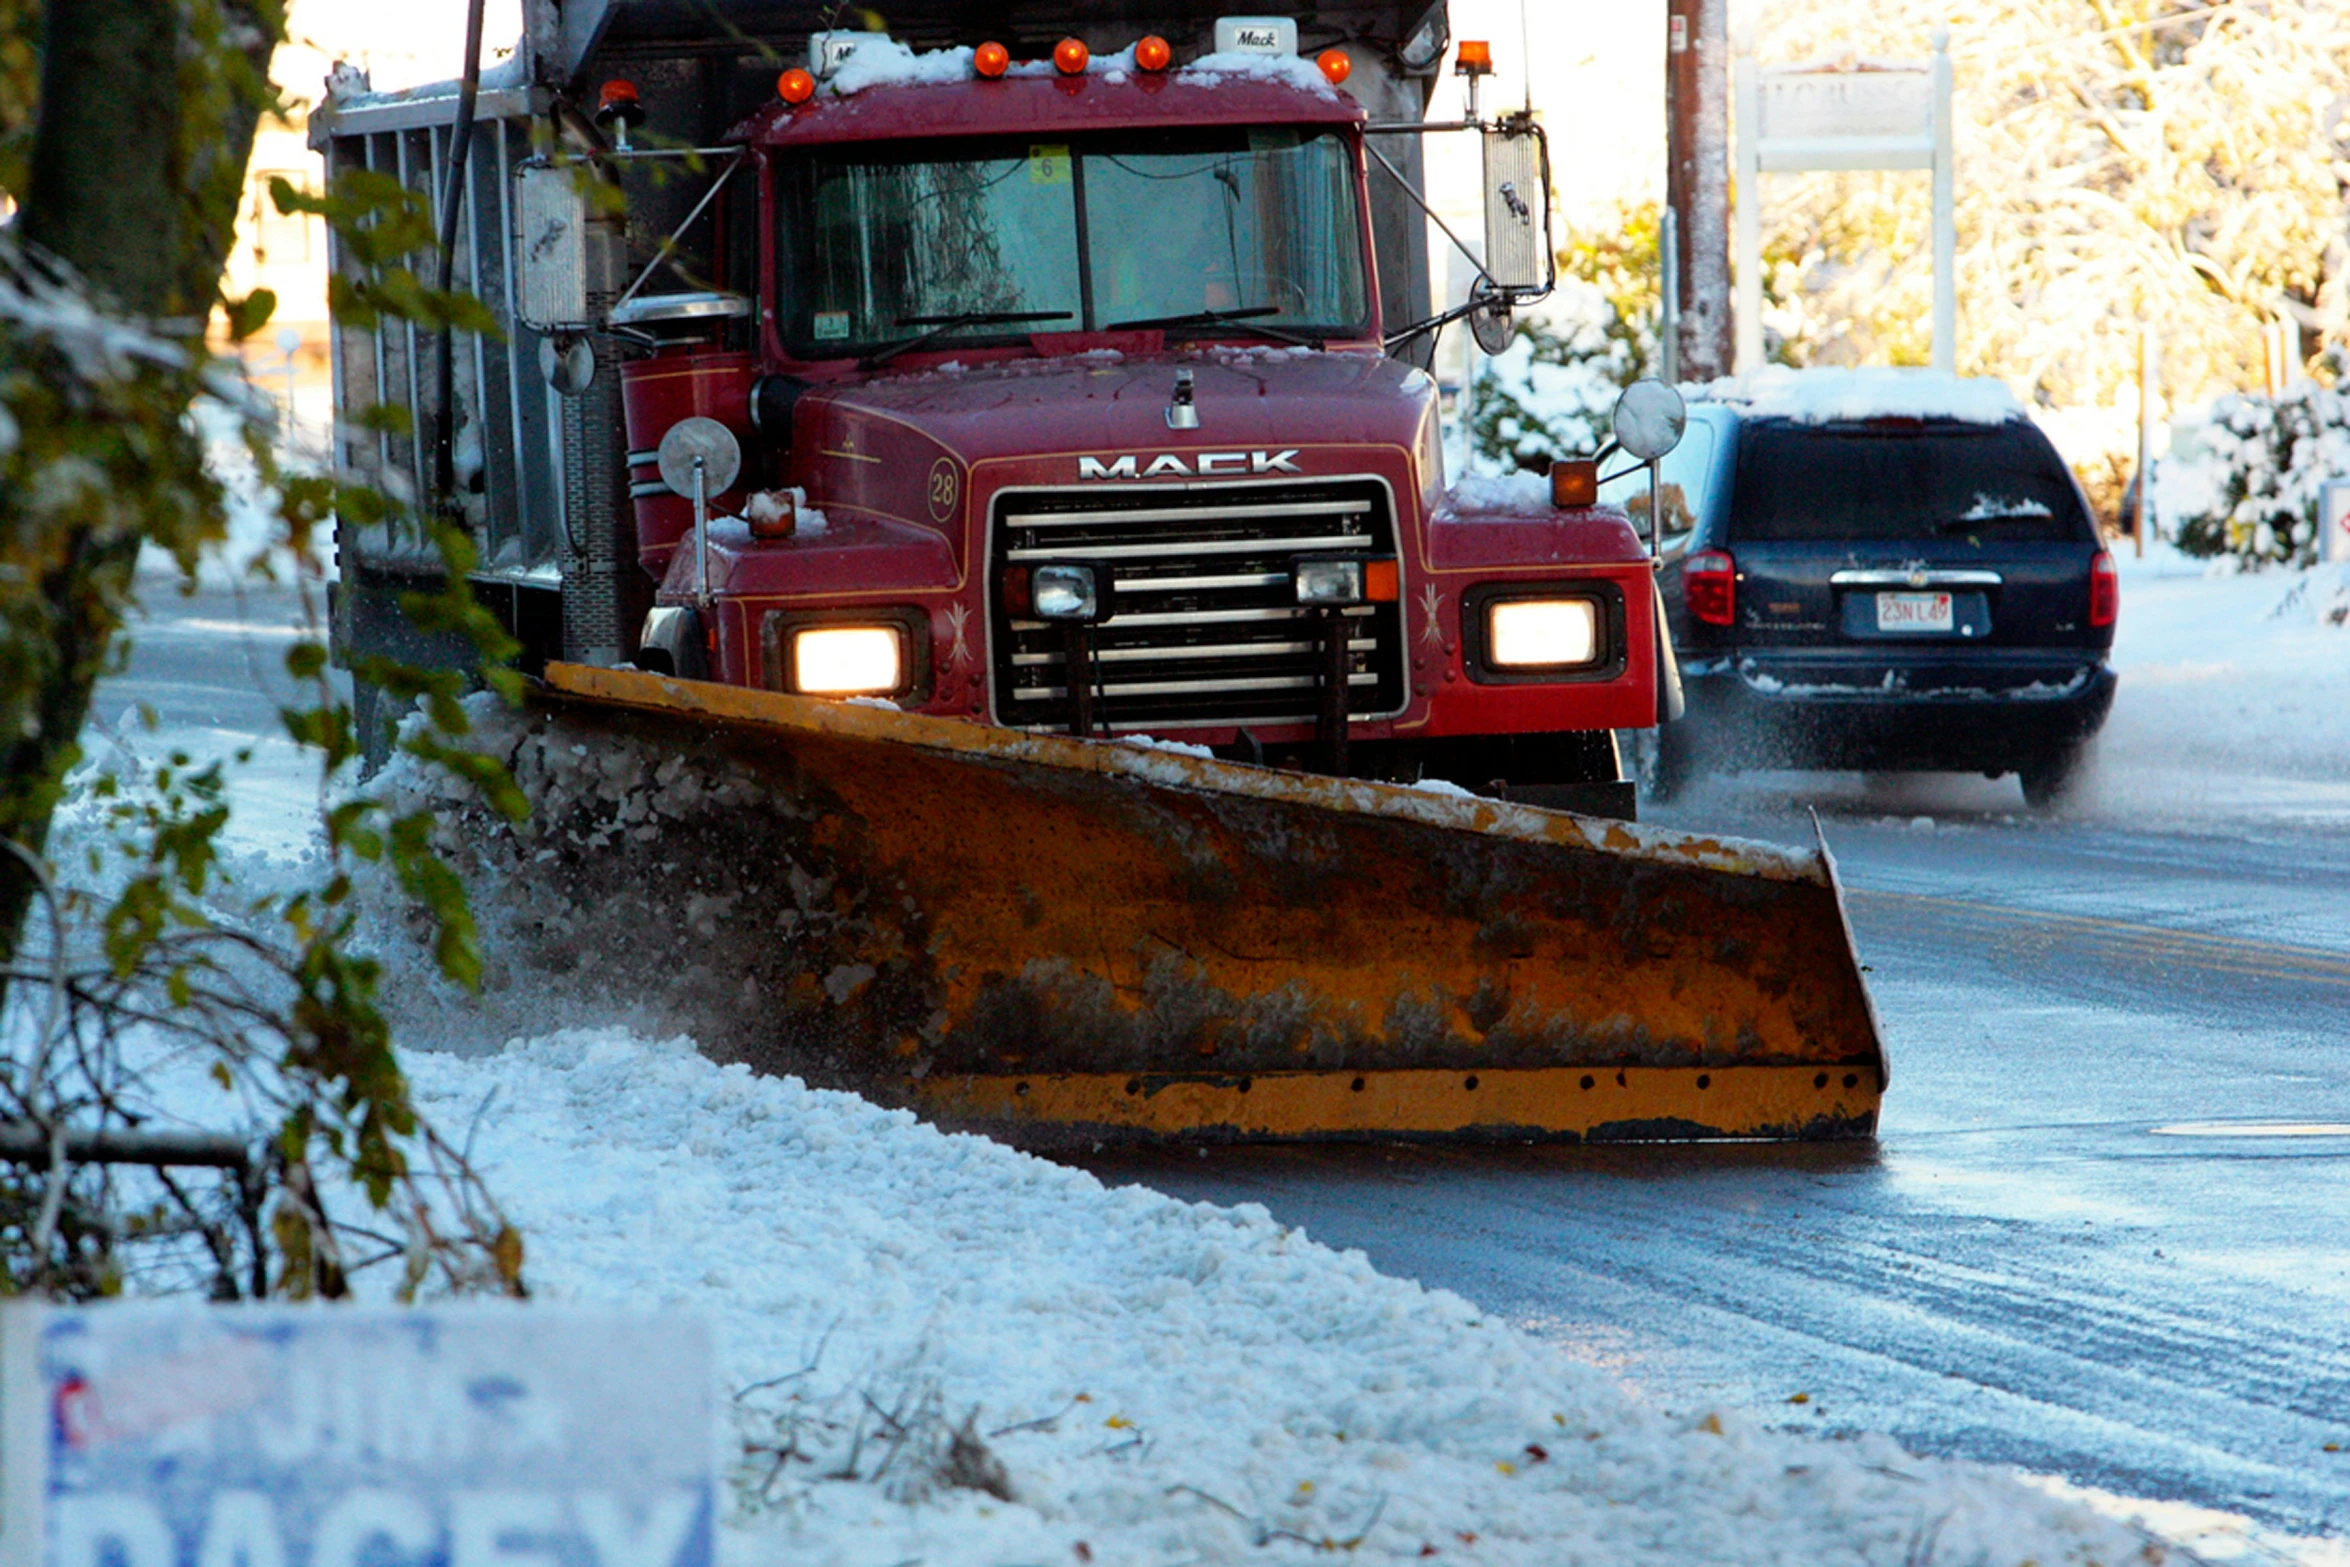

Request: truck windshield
left=781, top=127, right=1368, bottom=357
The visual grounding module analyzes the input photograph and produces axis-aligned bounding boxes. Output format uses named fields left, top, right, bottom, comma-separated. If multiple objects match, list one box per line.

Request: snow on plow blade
left=518, top=663, right=1886, bottom=1145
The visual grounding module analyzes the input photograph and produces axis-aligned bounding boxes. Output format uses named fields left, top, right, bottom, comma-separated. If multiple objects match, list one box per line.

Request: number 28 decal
left=927, top=457, right=960, bottom=522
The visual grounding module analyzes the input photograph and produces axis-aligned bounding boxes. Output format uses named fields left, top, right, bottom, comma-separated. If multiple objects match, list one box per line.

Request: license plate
left=1875, top=591, right=1953, bottom=632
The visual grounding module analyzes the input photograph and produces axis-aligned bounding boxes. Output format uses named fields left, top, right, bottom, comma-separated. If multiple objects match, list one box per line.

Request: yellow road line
left=1845, top=888, right=2350, bottom=987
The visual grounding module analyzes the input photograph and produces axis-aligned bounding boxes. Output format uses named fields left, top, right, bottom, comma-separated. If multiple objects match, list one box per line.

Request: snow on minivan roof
left=1692, top=366, right=2026, bottom=426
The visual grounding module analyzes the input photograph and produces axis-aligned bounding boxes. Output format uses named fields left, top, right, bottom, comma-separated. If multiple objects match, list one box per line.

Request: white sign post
left=1734, top=29, right=1956, bottom=373
left=2321, top=479, right=2350, bottom=563
left=0, top=1304, right=717, bottom=1567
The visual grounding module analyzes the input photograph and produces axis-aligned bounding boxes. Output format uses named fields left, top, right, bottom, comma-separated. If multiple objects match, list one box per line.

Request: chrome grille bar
left=1007, top=533, right=1375, bottom=562
left=1013, top=672, right=1380, bottom=701
left=1004, top=499, right=1370, bottom=529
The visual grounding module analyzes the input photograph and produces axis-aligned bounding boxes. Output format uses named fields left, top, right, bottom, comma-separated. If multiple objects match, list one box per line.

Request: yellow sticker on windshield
left=1028, top=144, right=1072, bottom=185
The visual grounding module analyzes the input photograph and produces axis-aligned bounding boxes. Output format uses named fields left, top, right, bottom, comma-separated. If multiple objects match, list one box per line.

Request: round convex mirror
left=657, top=416, right=743, bottom=499
left=1468, top=286, right=1514, bottom=356
left=540, top=334, right=597, bottom=397
left=1611, top=379, right=1687, bottom=461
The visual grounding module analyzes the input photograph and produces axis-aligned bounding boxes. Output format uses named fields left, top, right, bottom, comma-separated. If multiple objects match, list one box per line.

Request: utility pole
left=1666, top=0, right=1732, bottom=381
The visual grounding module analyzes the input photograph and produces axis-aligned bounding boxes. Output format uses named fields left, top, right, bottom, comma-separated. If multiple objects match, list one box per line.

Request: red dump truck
left=318, top=3, right=1671, bottom=814
left=312, top=5, right=1885, bottom=1147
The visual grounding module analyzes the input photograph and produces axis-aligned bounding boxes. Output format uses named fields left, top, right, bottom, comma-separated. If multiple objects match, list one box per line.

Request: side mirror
left=1479, top=120, right=1552, bottom=294
left=1612, top=380, right=1687, bottom=462
left=514, top=163, right=593, bottom=333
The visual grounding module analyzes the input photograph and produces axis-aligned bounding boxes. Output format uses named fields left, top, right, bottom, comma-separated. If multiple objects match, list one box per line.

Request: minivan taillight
left=1684, top=550, right=1736, bottom=627
left=2088, top=550, right=2118, bottom=629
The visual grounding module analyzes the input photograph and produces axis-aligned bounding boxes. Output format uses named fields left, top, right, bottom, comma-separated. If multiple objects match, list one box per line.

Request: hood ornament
left=1165, top=367, right=1199, bottom=431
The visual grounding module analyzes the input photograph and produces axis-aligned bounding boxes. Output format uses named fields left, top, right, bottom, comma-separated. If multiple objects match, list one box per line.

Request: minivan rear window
left=1728, top=421, right=2091, bottom=542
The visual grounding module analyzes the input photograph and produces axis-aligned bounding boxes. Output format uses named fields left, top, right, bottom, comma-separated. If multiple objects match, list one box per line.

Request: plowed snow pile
left=144, top=1023, right=2158, bottom=1564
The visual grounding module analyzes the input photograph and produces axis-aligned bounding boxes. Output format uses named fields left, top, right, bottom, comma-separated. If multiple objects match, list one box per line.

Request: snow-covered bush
left=2158, top=382, right=2350, bottom=566
left=1469, top=204, right=1659, bottom=470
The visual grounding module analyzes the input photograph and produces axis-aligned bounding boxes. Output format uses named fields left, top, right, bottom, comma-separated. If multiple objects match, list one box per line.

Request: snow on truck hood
left=1694, top=365, right=2028, bottom=426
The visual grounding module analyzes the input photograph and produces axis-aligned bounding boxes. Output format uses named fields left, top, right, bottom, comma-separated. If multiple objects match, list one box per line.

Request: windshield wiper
left=860, top=309, right=1074, bottom=368
left=1102, top=305, right=1322, bottom=348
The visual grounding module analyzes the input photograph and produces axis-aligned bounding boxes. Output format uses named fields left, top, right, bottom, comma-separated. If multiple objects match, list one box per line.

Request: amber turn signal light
left=777, top=68, right=815, bottom=104
left=1054, top=37, right=1090, bottom=74
left=1316, top=48, right=1352, bottom=84
left=974, top=40, right=1010, bottom=78
left=1365, top=559, right=1400, bottom=602
left=1135, top=35, right=1172, bottom=71
left=1550, top=458, right=1598, bottom=509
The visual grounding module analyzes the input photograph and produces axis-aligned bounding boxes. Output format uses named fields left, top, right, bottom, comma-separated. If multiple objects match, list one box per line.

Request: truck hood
left=793, top=348, right=1438, bottom=487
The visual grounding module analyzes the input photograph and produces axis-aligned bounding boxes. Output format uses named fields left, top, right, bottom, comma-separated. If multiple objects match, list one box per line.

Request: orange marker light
left=777, top=67, right=816, bottom=104
left=1316, top=48, right=1353, bottom=85
left=1054, top=37, right=1090, bottom=75
left=1550, top=458, right=1598, bottom=509
left=974, top=40, right=1010, bottom=77
left=1135, top=35, right=1173, bottom=72
left=1365, top=559, right=1400, bottom=603
left=1455, top=39, right=1494, bottom=75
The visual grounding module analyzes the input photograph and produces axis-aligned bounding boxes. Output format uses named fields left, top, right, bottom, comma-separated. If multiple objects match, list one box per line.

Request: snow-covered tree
left=1747, top=0, right=2350, bottom=408
left=1470, top=201, right=1662, bottom=467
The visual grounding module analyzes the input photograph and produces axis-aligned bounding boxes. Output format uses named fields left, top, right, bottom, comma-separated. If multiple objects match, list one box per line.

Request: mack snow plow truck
left=316, top=1, right=1887, bottom=1144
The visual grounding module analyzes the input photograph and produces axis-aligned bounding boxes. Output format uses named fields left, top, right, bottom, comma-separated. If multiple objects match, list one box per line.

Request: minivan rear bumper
left=1680, top=652, right=2116, bottom=771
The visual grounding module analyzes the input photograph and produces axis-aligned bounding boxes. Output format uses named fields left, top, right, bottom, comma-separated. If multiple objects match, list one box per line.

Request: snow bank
left=1693, top=366, right=2025, bottom=426
left=2070, top=543, right=2350, bottom=825
left=292, top=1025, right=2157, bottom=1566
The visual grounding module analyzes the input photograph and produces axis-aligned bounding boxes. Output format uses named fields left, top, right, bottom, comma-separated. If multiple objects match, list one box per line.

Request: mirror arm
left=1383, top=294, right=1501, bottom=354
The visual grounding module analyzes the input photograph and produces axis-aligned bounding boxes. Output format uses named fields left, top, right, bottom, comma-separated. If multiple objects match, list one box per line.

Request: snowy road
left=116, top=576, right=2350, bottom=1541
left=1089, top=778, right=2350, bottom=1537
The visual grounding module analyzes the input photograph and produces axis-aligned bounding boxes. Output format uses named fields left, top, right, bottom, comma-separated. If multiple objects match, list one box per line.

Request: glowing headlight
left=793, top=626, right=903, bottom=694
left=1487, top=599, right=1599, bottom=667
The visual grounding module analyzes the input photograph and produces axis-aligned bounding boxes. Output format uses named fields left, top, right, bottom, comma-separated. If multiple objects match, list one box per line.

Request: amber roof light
left=1135, top=35, right=1172, bottom=72
left=1316, top=48, right=1353, bottom=84
left=1054, top=37, right=1090, bottom=74
left=974, top=41, right=1010, bottom=77
left=777, top=68, right=815, bottom=104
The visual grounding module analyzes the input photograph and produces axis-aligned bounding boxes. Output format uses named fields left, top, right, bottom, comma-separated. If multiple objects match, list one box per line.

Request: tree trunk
left=0, top=0, right=274, bottom=999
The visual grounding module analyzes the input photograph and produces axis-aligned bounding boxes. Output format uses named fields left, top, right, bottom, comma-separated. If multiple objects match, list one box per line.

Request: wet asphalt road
left=121, top=584, right=2350, bottom=1536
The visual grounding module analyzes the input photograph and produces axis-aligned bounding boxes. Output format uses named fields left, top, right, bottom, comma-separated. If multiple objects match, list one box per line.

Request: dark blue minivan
left=1610, top=378, right=2117, bottom=807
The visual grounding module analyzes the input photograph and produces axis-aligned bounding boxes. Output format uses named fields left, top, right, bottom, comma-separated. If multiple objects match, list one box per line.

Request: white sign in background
left=1733, top=29, right=1957, bottom=374
left=1757, top=69, right=1933, bottom=145
left=0, top=1305, right=716, bottom=1567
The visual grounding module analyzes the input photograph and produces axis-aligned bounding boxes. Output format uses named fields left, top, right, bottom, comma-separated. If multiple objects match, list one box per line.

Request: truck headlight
left=792, top=625, right=903, bottom=694
left=1487, top=599, right=1599, bottom=667
left=1294, top=556, right=1401, bottom=606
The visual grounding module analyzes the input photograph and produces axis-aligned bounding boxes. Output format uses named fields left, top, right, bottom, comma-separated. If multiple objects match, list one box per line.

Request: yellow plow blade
left=519, top=663, right=1886, bottom=1144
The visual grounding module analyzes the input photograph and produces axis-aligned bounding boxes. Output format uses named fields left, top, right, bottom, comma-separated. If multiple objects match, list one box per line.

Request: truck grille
left=991, top=478, right=1409, bottom=733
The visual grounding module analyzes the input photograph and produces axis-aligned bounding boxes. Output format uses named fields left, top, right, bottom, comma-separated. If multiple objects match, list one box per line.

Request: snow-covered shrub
left=2158, top=382, right=2350, bottom=566
left=1468, top=204, right=1659, bottom=470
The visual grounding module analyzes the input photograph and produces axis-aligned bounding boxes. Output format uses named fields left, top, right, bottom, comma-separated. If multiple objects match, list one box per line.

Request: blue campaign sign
left=0, top=1304, right=715, bottom=1567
